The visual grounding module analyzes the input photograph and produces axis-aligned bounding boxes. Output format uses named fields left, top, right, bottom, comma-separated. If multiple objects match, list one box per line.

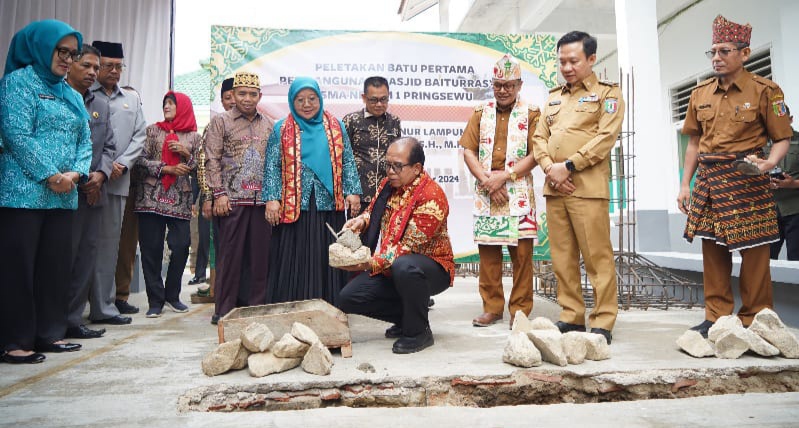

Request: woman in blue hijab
left=0, top=20, right=92, bottom=364
left=263, top=77, right=361, bottom=305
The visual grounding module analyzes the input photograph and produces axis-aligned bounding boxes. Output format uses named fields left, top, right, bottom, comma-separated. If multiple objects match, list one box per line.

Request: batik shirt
left=133, top=125, right=200, bottom=220
left=204, top=107, right=275, bottom=206
left=364, top=173, right=455, bottom=285
left=342, top=109, right=401, bottom=205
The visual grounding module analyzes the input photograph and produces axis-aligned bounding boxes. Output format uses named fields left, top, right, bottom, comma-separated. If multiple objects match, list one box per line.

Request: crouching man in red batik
left=337, top=137, right=454, bottom=354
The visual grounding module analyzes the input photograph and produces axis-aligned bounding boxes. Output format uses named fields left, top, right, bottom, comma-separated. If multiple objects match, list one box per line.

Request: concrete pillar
left=614, top=0, right=678, bottom=211
left=614, top=0, right=678, bottom=251
left=438, top=0, right=450, bottom=32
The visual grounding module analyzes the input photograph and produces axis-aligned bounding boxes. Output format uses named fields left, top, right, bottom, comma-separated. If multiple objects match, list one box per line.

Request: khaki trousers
left=114, top=188, right=138, bottom=301
left=478, top=239, right=534, bottom=317
left=546, top=196, right=618, bottom=330
left=701, top=239, right=772, bottom=325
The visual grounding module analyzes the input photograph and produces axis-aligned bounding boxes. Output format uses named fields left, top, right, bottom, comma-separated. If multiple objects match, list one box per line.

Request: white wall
left=0, top=0, right=172, bottom=125
left=775, top=0, right=799, bottom=109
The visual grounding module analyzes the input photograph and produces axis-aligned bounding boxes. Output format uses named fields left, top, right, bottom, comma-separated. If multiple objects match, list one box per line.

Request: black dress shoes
left=590, top=328, right=612, bottom=345
left=392, top=327, right=435, bottom=354
left=211, top=314, right=220, bottom=325
left=385, top=324, right=402, bottom=339
left=35, top=342, right=82, bottom=353
left=188, top=276, right=207, bottom=285
left=65, top=325, right=106, bottom=339
left=555, top=321, right=586, bottom=333
left=115, top=300, right=140, bottom=314
left=92, top=315, right=132, bottom=325
left=690, top=319, right=715, bottom=338
left=2, top=352, right=46, bottom=364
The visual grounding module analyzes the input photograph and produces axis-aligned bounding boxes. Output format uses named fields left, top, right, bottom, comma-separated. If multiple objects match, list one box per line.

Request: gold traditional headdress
left=233, top=72, right=260, bottom=89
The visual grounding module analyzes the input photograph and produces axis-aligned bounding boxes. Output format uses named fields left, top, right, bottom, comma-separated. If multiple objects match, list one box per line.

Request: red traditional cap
left=712, top=15, right=751, bottom=45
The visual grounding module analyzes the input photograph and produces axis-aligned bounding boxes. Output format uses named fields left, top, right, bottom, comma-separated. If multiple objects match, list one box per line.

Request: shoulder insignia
left=548, top=85, right=563, bottom=93
left=598, top=80, right=618, bottom=87
left=474, top=104, right=484, bottom=112
left=751, top=74, right=780, bottom=90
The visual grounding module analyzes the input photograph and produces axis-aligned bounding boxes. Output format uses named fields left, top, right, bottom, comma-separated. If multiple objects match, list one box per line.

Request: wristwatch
left=507, top=167, right=517, bottom=181
left=564, top=159, right=576, bottom=172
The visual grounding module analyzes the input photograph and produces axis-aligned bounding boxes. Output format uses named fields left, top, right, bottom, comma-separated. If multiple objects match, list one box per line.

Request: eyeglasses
left=293, top=95, right=319, bottom=106
left=705, top=48, right=740, bottom=59
left=100, top=63, right=126, bottom=71
left=493, top=80, right=520, bottom=92
left=55, top=47, right=80, bottom=62
left=382, top=160, right=411, bottom=172
left=366, top=96, right=389, bottom=105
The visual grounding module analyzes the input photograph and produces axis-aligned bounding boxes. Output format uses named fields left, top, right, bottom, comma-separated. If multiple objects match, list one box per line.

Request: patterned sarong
left=684, top=152, right=779, bottom=251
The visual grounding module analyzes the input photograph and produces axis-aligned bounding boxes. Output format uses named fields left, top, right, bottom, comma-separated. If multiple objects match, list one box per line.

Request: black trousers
left=194, top=213, right=211, bottom=276
left=770, top=210, right=799, bottom=261
left=0, top=208, right=73, bottom=351
left=190, top=177, right=210, bottom=277
left=137, top=212, right=190, bottom=309
left=338, top=254, right=450, bottom=337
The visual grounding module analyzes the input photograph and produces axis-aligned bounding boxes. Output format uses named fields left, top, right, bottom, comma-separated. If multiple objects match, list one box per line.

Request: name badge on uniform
left=579, top=93, right=599, bottom=103
left=604, top=98, right=618, bottom=114
left=38, top=94, right=55, bottom=100
left=548, top=100, right=561, bottom=106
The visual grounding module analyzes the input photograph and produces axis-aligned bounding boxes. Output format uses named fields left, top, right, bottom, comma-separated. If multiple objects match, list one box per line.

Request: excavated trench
left=178, top=366, right=799, bottom=412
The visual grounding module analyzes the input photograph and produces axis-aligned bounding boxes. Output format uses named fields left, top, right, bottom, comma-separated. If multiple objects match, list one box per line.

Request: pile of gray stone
left=502, top=310, right=611, bottom=368
left=328, top=227, right=371, bottom=268
left=676, top=308, right=799, bottom=359
left=202, top=322, right=334, bottom=377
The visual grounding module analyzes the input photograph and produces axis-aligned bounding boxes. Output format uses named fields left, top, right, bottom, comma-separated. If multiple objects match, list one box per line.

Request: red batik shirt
left=362, top=172, right=455, bottom=285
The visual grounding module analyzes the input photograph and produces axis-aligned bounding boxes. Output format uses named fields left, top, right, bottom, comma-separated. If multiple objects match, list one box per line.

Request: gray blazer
left=89, top=82, right=146, bottom=196
left=83, top=91, right=116, bottom=207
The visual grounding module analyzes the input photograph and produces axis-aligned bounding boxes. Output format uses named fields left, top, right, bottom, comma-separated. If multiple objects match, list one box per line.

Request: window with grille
left=669, top=47, right=772, bottom=122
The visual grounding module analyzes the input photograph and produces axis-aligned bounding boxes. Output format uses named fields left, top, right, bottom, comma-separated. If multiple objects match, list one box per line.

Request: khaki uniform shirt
left=458, top=104, right=541, bottom=171
left=682, top=71, right=793, bottom=153
left=532, top=73, right=625, bottom=199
